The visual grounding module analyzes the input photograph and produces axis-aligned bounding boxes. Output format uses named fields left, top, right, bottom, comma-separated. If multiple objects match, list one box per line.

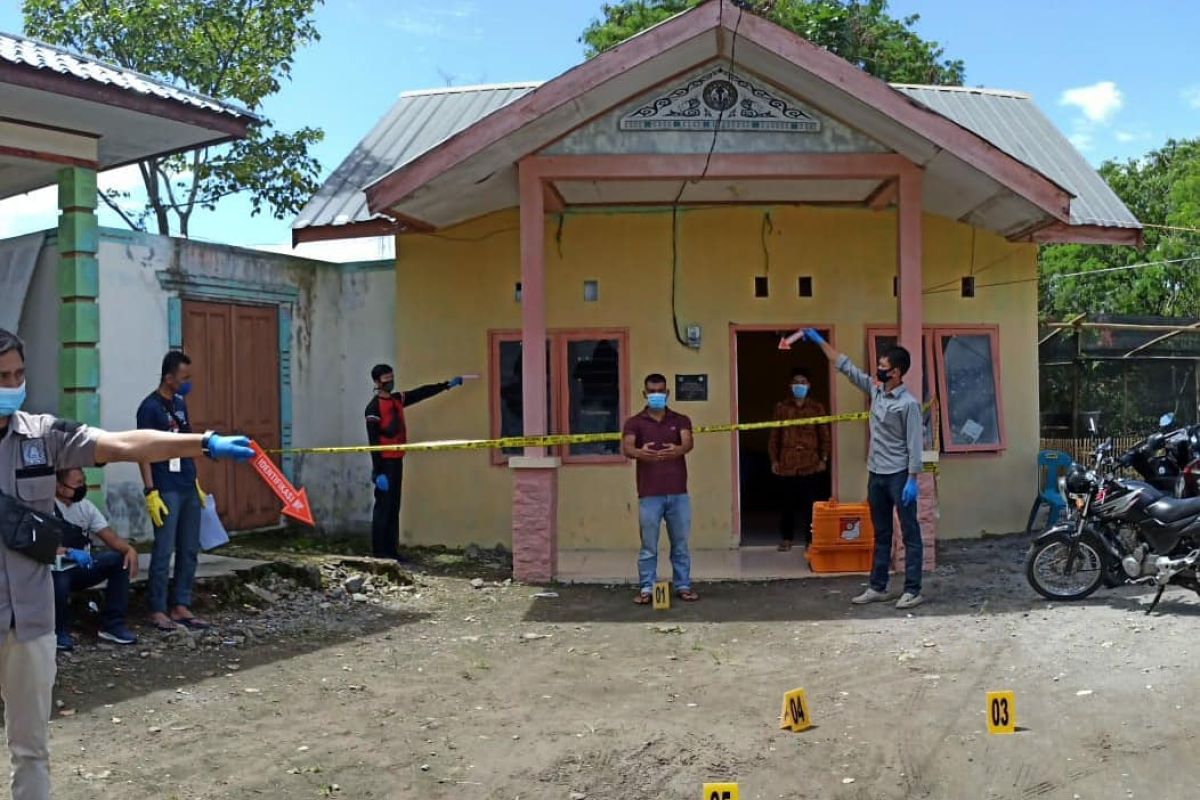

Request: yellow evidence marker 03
left=653, top=581, right=671, bottom=610
left=779, top=688, right=813, bottom=732
left=702, top=783, right=739, bottom=800
left=987, top=690, right=1016, bottom=734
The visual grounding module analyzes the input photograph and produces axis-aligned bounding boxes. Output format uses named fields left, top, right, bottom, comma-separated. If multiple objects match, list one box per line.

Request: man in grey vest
left=0, top=328, right=253, bottom=800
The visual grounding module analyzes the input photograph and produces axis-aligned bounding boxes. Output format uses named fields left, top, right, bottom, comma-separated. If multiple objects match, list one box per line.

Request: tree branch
left=98, top=192, right=145, bottom=232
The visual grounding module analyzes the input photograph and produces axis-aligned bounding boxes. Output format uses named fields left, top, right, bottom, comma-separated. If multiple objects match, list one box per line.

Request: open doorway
left=733, top=328, right=834, bottom=546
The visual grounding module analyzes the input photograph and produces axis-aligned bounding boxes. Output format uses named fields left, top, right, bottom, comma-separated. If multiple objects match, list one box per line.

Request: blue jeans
left=867, top=471, right=923, bottom=595
left=52, top=550, right=131, bottom=634
left=148, top=489, right=202, bottom=613
left=637, top=494, right=692, bottom=593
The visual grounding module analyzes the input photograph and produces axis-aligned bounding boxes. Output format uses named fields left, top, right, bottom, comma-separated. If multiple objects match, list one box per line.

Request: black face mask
left=877, top=369, right=894, bottom=384
left=61, top=484, right=87, bottom=503
left=380, top=381, right=395, bottom=394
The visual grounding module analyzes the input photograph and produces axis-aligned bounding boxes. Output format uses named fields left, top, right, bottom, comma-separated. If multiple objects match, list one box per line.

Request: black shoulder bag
left=0, top=490, right=83, bottom=564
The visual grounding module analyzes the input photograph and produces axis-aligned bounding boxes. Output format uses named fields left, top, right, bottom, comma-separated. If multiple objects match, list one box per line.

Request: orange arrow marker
left=250, top=441, right=315, bottom=527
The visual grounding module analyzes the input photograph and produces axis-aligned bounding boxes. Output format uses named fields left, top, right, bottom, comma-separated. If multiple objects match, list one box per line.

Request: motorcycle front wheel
left=1026, top=533, right=1107, bottom=601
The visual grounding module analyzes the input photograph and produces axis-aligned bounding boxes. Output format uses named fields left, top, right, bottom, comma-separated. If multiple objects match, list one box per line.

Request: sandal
left=676, top=589, right=699, bottom=602
left=633, top=592, right=652, bottom=605
left=778, top=541, right=793, bottom=552
left=151, top=617, right=180, bottom=632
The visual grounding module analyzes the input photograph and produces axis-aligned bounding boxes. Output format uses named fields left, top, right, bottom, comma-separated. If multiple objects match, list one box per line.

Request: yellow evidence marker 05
left=702, top=783, right=739, bottom=800
left=779, top=688, right=813, bottom=732
left=653, top=581, right=671, bottom=610
left=987, top=690, right=1016, bottom=734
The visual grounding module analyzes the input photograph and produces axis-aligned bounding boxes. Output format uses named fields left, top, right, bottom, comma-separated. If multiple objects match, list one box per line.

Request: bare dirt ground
left=43, top=535, right=1200, bottom=800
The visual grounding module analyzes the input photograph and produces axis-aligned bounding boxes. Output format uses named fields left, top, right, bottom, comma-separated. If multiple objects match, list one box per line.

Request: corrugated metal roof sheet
left=294, top=83, right=539, bottom=231
left=892, top=84, right=1139, bottom=229
left=0, top=30, right=257, bottom=121
left=297, top=80, right=1138, bottom=233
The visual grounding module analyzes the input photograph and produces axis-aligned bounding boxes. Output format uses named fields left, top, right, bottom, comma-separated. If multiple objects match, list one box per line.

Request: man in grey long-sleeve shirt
left=804, top=329, right=926, bottom=609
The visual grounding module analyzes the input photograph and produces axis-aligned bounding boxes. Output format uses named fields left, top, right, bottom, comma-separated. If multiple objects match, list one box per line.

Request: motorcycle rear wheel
left=1026, top=533, right=1107, bottom=601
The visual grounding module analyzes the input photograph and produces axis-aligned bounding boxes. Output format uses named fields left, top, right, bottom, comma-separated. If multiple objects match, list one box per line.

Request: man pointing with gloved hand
left=0, top=328, right=253, bottom=799
left=804, top=329, right=926, bottom=609
left=365, top=364, right=463, bottom=561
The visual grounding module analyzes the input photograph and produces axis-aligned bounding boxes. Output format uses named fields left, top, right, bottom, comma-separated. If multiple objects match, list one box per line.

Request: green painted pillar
left=56, top=166, right=102, bottom=498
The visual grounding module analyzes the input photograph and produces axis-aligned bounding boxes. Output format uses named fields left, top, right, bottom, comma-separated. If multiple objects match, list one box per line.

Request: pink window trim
left=933, top=326, right=1007, bottom=454
left=487, top=327, right=630, bottom=466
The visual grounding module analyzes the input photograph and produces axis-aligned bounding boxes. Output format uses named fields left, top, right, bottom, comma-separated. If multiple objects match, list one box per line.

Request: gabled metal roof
left=297, top=78, right=1138, bottom=240
left=293, top=83, right=539, bottom=236
left=0, top=31, right=257, bottom=121
left=892, top=84, right=1139, bottom=230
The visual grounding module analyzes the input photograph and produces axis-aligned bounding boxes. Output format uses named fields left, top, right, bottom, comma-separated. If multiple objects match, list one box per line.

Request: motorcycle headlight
left=1057, top=474, right=1068, bottom=498
left=1065, top=465, right=1093, bottom=495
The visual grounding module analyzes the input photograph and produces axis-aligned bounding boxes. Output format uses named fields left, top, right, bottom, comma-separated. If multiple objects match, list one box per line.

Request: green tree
left=581, top=0, right=965, bottom=85
left=1040, top=138, right=1200, bottom=319
left=23, top=0, right=325, bottom=238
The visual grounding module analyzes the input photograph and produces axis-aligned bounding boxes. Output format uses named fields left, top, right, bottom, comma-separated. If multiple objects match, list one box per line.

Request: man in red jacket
left=365, top=364, right=462, bottom=560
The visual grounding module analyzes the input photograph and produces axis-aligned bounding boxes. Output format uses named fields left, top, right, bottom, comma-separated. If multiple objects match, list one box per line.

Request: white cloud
left=1184, top=86, right=1200, bottom=110
left=386, top=2, right=482, bottom=42
left=1060, top=81, right=1124, bottom=123
left=1114, top=131, right=1137, bottom=143
left=1068, top=132, right=1094, bottom=152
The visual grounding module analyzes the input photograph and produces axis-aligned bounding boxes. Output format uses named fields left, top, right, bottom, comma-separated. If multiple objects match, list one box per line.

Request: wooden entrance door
left=182, top=300, right=281, bottom=530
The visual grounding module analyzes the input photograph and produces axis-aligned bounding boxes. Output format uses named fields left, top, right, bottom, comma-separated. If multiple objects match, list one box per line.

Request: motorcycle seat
left=1145, top=494, right=1200, bottom=524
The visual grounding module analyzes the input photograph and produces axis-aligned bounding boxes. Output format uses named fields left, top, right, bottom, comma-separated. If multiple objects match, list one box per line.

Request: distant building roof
left=0, top=31, right=258, bottom=122
left=891, top=84, right=1138, bottom=230
left=294, top=83, right=537, bottom=238
left=296, top=79, right=1139, bottom=238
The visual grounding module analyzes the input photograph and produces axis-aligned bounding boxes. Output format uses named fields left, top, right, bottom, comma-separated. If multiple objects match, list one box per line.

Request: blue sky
left=2, top=0, right=1198, bottom=249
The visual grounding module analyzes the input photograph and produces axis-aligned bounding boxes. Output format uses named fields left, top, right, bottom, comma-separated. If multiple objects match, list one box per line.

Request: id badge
left=169, top=458, right=182, bottom=473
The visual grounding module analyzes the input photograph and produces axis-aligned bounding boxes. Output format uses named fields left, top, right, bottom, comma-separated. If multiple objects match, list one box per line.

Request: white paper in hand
left=199, top=495, right=230, bottom=551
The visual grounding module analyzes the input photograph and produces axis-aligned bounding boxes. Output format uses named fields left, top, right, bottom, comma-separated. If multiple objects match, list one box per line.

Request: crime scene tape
left=268, top=405, right=938, bottom=473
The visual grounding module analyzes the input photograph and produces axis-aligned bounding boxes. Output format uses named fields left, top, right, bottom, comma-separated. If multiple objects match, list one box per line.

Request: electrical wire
left=669, top=2, right=745, bottom=348
left=921, top=254, right=1200, bottom=296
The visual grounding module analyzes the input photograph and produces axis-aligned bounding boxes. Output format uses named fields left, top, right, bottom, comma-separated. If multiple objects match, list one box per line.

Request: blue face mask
left=791, top=384, right=809, bottom=400
left=178, top=381, right=193, bottom=397
left=646, top=392, right=668, bottom=410
left=0, top=382, right=26, bottom=417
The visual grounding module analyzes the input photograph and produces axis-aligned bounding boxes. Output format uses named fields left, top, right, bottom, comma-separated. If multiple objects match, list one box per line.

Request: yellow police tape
left=268, top=407, right=937, bottom=473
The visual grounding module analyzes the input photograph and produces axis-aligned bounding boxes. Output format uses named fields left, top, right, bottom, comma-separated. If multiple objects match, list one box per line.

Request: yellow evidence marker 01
left=653, top=581, right=671, bottom=610
left=702, top=783, right=739, bottom=800
left=986, top=690, right=1016, bottom=734
left=779, top=688, right=813, bottom=732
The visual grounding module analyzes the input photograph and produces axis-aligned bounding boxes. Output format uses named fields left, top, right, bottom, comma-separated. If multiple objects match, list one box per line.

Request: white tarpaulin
left=0, top=232, right=45, bottom=332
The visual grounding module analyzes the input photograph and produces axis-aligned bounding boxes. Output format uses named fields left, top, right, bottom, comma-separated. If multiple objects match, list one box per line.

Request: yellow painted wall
left=394, top=205, right=1039, bottom=550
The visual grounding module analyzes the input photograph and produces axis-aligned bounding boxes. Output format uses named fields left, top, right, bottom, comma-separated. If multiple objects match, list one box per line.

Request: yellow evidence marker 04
left=653, top=581, right=671, bottom=610
left=987, top=690, right=1016, bottom=734
left=779, top=688, right=813, bottom=732
left=702, top=783, right=739, bottom=800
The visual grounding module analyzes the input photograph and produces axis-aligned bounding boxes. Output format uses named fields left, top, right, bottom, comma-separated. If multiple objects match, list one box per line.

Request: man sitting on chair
left=51, top=468, right=139, bottom=651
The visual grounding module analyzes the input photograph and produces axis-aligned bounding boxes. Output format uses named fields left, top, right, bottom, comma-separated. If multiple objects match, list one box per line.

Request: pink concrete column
left=511, top=457, right=559, bottom=583
left=896, top=166, right=924, bottom=398
left=511, top=159, right=558, bottom=583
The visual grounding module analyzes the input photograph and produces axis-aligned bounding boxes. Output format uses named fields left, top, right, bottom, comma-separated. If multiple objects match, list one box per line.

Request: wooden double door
left=182, top=300, right=281, bottom=530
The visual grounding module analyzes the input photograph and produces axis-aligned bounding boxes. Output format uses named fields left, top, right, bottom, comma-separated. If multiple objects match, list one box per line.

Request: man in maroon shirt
left=622, top=373, right=697, bottom=604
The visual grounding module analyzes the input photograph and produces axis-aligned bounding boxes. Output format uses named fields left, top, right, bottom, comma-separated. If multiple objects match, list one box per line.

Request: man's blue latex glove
left=374, top=474, right=389, bottom=492
left=66, top=548, right=94, bottom=570
left=448, top=376, right=464, bottom=388
left=208, top=434, right=255, bottom=462
left=902, top=477, right=920, bottom=506
left=802, top=328, right=826, bottom=346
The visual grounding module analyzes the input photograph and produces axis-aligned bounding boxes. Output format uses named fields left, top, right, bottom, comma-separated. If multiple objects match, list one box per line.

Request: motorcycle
left=1120, top=412, right=1193, bottom=497
left=1026, top=427, right=1200, bottom=613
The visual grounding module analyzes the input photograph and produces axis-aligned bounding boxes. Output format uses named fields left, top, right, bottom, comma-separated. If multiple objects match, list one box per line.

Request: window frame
left=933, top=326, right=1006, bottom=454
left=866, top=324, right=1004, bottom=454
left=488, top=328, right=630, bottom=466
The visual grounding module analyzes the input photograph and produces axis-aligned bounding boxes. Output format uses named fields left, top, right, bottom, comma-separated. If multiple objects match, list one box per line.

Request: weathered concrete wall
left=13, top=227, right=393, bottom=540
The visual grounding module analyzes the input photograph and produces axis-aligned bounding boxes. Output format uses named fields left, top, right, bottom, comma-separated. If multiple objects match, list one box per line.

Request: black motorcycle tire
left=1025, top=532, right=1108, bottom=601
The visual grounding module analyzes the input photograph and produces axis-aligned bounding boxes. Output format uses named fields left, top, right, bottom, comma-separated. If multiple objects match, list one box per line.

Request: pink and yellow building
left=296, top=1, right=1139, bottom=581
